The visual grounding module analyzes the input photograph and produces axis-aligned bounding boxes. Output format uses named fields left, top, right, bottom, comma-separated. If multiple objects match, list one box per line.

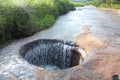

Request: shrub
left=89, top=0, right=120, bottom=8
left=72, top=2, right=88, bottom=7
left=39, top=14, right=55, bottom=28
left=0, top=0, right=74, bottom=44
left=0, top=6, right=30, bottom=39
left=0, top=15, right=6, bottom=40
left=55, top=0, right=74, bottom=15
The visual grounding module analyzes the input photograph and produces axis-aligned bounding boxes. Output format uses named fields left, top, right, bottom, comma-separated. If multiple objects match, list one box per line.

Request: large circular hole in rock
left=19, top=39, right=84, bottom=70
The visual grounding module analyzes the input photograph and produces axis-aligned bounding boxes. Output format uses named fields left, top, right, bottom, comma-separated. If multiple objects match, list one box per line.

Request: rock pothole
left=19, top=39, right=85, bottom=70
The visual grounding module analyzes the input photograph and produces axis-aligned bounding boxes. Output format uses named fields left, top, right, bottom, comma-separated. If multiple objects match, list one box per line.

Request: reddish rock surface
left=76, top=24, right=120, bottom=80
left=0, top=6, right=120, bottom=80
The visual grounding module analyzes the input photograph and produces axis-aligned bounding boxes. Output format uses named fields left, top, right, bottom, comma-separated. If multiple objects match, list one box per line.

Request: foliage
left=55, top=0, right=75, bottom=14
left=71, top=0, right=120, bottom=9
left=72, top=2, right=88, bottom=7
left=0, top=15, right=6, bottom=40
left=89, top=0, right=120, bottom=8
left=0, top=0, right=74, bottom=44
left=98, top=4, right=120, bottom=9
left=0, top=6, right=30, bottom=40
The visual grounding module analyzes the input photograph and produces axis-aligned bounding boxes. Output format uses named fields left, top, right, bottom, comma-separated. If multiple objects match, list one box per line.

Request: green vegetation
left=0, top=0, right=74, bottom=44
left=72, top=2, right=88, bottom=7
left=71, top=0, right=120, bottom=9
left=89, top=0, right=120, bottom=9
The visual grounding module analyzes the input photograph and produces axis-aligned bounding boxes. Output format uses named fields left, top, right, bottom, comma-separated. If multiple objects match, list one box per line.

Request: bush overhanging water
left=0, top=0, right=74, bottom=44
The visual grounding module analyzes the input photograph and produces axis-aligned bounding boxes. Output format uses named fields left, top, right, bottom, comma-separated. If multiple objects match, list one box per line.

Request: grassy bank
left=89, top=0, right=120, bottom=9
left=71, top=0, right=120, bottom=9
left=93, top=4, right=120, bottom=9
left=0, top=0, right=74, bottom=44
left=71, top=2, right=88, bottom=7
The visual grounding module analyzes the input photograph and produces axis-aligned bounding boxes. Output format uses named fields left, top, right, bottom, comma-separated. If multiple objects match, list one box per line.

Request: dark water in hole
left=20, top=39, right=82, bottom=70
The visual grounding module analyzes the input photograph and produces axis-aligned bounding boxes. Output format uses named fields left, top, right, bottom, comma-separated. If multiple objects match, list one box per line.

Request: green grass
left=71, top=0, right=120, bottom=9
left=89, top=0, right=120, bottom=9
left=96, top=4, right=120, bottom=9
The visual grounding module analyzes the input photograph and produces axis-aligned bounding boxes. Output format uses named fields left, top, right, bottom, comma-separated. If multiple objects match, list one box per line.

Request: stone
left=19, top=39, right=85, bottom=70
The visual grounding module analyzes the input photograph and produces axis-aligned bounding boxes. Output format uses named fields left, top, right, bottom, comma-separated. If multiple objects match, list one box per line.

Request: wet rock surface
left=0, top=5, right=120, bottom=80
left=20, top=39, right=84, bottom=70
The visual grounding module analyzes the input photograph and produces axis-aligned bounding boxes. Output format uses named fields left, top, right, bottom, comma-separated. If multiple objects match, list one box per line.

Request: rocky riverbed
left=0, top=6, right=120, bottom=80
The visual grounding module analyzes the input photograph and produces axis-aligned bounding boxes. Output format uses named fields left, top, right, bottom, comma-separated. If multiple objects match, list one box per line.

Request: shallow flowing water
left=0, top=6, right=120, bottom=55
left=0, top=6, right=120, bottom=80
left=19, top=39, right=83, bottom=70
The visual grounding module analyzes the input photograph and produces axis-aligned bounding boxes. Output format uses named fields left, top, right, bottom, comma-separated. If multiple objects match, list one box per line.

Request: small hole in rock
left=19, top=39, right=84, bottom=70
